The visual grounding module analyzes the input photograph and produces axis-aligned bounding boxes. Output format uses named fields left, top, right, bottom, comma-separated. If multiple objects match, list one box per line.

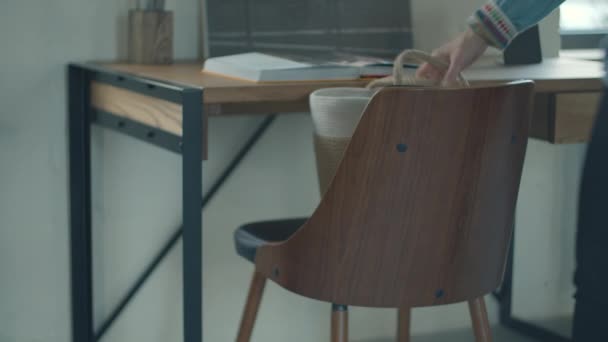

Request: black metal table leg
left=182, top=89, right=204, bottom=342
left=68, top=65, right=94, bottom=342
left=498, top=227, right=571, bottom=342
left=69, top=63, right=268, bottom=342
left=94, top=116, right=276, bottom=341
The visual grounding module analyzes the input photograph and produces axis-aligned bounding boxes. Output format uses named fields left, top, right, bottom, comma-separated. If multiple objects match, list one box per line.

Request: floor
left=356, top=325, right=537, bottom=342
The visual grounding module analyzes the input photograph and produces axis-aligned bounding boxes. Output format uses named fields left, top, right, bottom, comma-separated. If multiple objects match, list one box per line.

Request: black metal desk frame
left=68, top=63, right=204, bottom=342
left=496, top=233, right=571, bottom=342
left=68, top=63, right=276, bottom=342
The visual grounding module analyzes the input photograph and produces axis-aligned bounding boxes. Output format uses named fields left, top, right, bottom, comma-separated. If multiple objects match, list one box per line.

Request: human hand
left=416, top=28, right=489, bottom=86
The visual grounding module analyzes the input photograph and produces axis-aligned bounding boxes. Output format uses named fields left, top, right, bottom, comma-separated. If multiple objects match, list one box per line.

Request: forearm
left=468, top=0, right=565, bottom=49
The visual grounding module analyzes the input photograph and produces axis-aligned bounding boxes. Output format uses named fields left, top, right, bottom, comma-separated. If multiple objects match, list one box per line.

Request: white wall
left=0, top=1, right=200, bottom=341
left=0, top=1, right=576, bottom=342
left=511, top=140, right=583, bottom=336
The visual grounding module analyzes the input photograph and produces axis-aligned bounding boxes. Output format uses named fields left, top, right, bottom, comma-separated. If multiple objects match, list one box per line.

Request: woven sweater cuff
left=467, top=2, right=518, bottom=50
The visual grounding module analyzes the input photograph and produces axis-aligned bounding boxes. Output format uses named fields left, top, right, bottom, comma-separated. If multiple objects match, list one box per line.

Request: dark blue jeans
left=572, top=89, right=608, bottom=341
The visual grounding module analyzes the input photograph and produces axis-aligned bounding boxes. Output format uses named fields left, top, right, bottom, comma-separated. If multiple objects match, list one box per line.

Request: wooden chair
left=233, top=81, right=534, bottom=342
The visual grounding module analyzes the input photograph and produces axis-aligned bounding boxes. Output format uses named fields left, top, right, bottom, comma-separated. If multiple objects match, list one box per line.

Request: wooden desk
left=93, top=57, right=604, bottom=145
left=68, top=56, right=604, bottom=342
left=465, top=57, right=604, bottom=144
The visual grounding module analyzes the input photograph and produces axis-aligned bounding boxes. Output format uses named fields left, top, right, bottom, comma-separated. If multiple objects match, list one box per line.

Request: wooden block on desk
left=128, top=10, right=173, bottom=64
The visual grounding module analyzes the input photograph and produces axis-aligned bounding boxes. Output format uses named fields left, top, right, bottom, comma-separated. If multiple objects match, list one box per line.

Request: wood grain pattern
left=554, top=92, right=601, bottom=144
left=331, top=308, right=348, bottom=342
left=90, top=81, right=308, bottom=119
left=128, top=10, right=173, bottom=64
left=98, top=57, right=602, bottom=106
left=90, top=57, right=603, bottom=144
left=101, top=62, right=369, bottom=105
left=236, top=272, right=267, bottom=342
left=92, top=82, right=183, bottom=136
left=469, top=297, right=492, bottom=342
left=397, top=308, right=411, bottom=342
left=465, top=56, right=603, bottom=93
left=528, top=92, right=600, bottom=144
left=254, top=82, right=535, bottom=307
left=91, top=82, right=208, bottom=159
left=100, top=57, right=602, bottom=105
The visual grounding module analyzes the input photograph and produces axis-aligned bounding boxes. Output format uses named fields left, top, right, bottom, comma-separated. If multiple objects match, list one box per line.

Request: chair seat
left=234, top=218, right=307, bottom=263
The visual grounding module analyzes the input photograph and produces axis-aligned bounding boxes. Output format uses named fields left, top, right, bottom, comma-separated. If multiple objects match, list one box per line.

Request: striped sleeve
left=468, top=0, right=564, bottom=50
left=467, top=2, right=518, bottom=50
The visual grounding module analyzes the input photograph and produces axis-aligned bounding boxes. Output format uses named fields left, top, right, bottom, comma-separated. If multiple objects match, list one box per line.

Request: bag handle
left=367, top=49, right=469, bottom=89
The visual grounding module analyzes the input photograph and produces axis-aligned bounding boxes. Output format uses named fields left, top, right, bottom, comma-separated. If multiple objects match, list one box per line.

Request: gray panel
left=338, top=32, right=412, bottom=57
left=336, top=0, right=411, bottom=29
left=207, top=0, right=412, bottom=57
left=251, top=33, right=337, bottom=46
left=249, top=0, right=333, bottom=31
left=207, top=0, right=249, bottom=33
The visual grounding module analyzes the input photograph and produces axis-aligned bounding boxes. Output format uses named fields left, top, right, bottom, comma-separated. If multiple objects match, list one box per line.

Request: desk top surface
left=100, top=56, right=604, bottom=106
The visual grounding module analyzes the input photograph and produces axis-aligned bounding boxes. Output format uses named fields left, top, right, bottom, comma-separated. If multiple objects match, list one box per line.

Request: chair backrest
left=256, top=82, right=535, bottom=308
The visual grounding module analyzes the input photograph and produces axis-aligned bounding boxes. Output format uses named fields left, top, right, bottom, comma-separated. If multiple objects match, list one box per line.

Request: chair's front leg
left=236, top=272, right=267, bottom=342
left=331, top=304, right=349, bottom=342
left=469, top=297, right=493, bottom=342
left=397, top=308, right=411, bottom=342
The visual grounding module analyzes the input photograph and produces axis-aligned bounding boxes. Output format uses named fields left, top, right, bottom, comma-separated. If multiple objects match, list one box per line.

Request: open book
left=202, top=52, right=417, bottom=82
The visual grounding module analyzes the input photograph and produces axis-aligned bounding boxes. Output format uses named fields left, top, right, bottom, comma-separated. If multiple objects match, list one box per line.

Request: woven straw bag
left=310, top=50, right=468, bottom=194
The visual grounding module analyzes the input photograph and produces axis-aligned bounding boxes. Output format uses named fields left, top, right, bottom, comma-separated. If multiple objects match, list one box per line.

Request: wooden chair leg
left=236, top=271, right=267, bottom=342
left=468, top=297, right=492, bottom=342
left=331, top=304, right=348, bottom=342
left=397, top=308, right=411, bottom=342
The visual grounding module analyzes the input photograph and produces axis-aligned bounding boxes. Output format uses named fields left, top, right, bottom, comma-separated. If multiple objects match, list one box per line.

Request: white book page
left=214, top=52, right=312, bottom=70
